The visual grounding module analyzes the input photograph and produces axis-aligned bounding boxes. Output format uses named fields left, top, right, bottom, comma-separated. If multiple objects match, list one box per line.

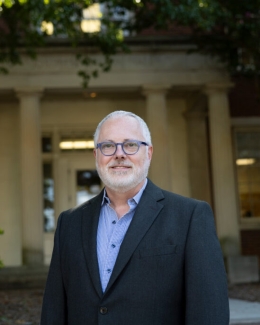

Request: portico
left=0, top=47, right=241, bottom=266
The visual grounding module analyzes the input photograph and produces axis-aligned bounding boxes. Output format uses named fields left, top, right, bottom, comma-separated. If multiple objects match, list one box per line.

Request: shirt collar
left=101, top=178, right=148, bottom=206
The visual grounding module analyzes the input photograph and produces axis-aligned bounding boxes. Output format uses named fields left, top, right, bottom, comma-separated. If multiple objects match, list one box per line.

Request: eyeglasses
left=96, top=140, right=148, bottom=156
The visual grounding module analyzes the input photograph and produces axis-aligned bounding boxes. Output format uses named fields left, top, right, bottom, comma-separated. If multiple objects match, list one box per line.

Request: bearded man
left=41, top=111, right=229, bottom=325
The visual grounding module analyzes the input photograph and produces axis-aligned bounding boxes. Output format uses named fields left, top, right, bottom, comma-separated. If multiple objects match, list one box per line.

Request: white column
left=16, top=88, right=44, bottom=265
left=143, top=85, right=171, bottom=191
left=0, top=103, right=22, bottom=266
left=185, top=109, right=211, bottom=204
left=205, top=83, right=240, bottom=255
left=168, top=100, right=191, bottom=197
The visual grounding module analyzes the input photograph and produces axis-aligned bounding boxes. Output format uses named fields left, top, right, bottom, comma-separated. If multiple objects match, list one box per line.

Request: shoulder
left=58, top=201, right=89, bottom=221
left=163, top=189, right=210, bottom=208
left=57, top=189, right=104, bottom=224
left=146, top=178, right=210, bottom=211
left=162, top=190, right=213, bottom=223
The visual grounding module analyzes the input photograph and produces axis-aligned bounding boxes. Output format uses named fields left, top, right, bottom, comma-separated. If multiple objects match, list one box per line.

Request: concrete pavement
left=229, top=298, right=260, bottom=324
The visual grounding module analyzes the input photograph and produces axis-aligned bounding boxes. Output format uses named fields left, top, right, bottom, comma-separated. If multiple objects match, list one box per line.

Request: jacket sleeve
left=184, top=201, right=230, bottom=325
left=41, top=213, right=67, bottom=325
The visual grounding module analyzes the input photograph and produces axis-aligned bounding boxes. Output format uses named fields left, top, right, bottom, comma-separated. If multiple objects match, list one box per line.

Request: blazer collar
left=81, top=179, right=165, bottom=298
left=81, top=189, right=104, bottom=298
left=104, top=179, right=165, bottom=295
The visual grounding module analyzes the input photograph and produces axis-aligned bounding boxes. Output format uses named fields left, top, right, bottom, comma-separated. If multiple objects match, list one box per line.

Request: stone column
left=143, top=85, right=171, bottom=191
left=185, top=108, right=212, bottom=205
left=205, top=83, right=240, bottom=255
left=16, top=88, right=44, bottom=265
left=168, top=99, right=191, bottom=197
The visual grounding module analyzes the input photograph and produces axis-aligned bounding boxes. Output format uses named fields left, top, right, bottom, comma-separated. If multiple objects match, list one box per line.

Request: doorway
left=43, top=153, right=101, bottom=265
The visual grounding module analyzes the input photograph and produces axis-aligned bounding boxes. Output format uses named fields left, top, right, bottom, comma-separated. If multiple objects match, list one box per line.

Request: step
left=0, top=266, right=49, bottom=289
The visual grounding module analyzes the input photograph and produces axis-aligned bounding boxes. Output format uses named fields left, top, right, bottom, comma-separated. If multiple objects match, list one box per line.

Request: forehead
left=98, top=116, right=144, bottom=141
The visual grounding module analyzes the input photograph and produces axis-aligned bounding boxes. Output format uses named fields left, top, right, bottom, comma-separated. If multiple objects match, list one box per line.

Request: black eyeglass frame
left=96, top=140, right=148, bottom=156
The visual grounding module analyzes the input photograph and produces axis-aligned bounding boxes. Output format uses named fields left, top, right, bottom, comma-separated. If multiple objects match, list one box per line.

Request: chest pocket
left=139, top=245, right=178, bottom=258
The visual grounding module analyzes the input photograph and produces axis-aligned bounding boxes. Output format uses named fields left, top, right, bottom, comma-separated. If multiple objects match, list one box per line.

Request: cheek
left=97, top=155, right=112, bottom=167
left=132, top=154, right=148, bottom=167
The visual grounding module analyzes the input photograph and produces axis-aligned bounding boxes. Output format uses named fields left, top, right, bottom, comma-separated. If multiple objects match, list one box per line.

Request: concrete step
left=0, top=266, right=49, bottom=289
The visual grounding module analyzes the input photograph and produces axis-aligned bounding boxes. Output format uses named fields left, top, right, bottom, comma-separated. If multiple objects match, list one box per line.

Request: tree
left=0, top=0, right=129, bottom=86
left=0, top=0, right=259, bottom=87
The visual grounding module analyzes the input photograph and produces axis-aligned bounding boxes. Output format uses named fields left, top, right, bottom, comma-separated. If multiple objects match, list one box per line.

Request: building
left=0, top=32, right=259, bottom=269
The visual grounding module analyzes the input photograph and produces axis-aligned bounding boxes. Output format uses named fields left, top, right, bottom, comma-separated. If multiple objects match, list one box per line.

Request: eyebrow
left=101, top=139, right=132, bottom=142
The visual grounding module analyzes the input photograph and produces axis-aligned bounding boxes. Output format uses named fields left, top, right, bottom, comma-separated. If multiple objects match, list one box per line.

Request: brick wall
left=229, top=77, right=260, bottom=117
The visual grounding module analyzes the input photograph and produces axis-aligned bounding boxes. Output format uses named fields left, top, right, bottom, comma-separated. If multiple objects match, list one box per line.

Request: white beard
left=96, top=156, right=151, bottom=193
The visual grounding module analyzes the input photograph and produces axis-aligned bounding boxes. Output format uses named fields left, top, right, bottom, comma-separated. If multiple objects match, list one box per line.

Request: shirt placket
left=102, top=207, right=134, bottom=290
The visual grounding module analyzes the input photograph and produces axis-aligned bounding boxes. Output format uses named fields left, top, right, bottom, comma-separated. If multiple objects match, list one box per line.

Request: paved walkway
left=230, top=298, right=260, bottom=324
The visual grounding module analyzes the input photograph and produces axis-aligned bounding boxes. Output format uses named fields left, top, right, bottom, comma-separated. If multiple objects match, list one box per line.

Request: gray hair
left=93, top=110, right=152, bottom=146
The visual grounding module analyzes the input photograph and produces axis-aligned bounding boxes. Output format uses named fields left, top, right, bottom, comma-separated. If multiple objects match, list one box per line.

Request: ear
left=148, top=146, right=153, bottom=160
left=93, top=149, right=97, bottom=158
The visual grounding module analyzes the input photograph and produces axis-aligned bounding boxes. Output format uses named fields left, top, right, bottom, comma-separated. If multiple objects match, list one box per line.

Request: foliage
left=0, top=229, right=4, bottom=268
left=107, top=0, right=260, bottom=78
left=0, top=0, right=259, bottom=86
left=0, top=0, right=129, bottom=86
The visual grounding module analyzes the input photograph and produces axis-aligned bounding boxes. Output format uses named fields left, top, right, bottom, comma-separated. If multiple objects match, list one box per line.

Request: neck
left=105, top=179, right=145, bottom=218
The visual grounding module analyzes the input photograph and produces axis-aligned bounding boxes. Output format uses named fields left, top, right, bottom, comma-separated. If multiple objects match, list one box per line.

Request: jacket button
left=100, top=307, right=108, bottom=314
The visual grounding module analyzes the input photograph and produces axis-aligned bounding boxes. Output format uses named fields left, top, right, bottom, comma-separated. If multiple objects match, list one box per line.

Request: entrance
left=43, top=153, right=101, bottom=264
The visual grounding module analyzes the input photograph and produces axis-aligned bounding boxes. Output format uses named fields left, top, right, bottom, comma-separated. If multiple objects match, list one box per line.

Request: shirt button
left=100, top=307, right=108, bottom=314
left=111, top=244, right=116, bottom=248
left=112, top=220, right=116, bottom=224
left=107, top=269, right=111, bottom=273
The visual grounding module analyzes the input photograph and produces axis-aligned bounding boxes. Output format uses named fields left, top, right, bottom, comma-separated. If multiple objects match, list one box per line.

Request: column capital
left=15, top=87, right=44, bottom=99
left=203, top=82, right=234, bottom=96
left=142, top=84, right=171, bottom=96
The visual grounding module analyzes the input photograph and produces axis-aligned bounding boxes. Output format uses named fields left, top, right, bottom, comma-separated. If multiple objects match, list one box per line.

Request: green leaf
left=92, top=69, right=98, bottom=77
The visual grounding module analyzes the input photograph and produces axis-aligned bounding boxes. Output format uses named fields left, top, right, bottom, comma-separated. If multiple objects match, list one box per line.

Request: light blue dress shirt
left=97, top=179, right=147, bottom=292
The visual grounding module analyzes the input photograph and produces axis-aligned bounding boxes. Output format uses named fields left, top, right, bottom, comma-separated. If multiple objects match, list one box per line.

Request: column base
left=23, top=249, right=43, bottom=266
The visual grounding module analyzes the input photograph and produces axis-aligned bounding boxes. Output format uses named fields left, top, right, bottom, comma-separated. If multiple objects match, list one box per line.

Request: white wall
left=41, top=97, right=146, bottom=128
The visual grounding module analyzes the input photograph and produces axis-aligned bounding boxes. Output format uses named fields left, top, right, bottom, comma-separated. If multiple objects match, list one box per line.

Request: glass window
left=81, top=4, right=102, bottom=33
left=76, top=170, right=101, bottom=206
left=43, top=163, right=55, bottom=232
left=42, top=136, right=52, bottom=153
left=235, top=131, right=260, bottom=218
left=59, top=132, right=94, bottom=152
left=81, top=3, right=132, bottom=36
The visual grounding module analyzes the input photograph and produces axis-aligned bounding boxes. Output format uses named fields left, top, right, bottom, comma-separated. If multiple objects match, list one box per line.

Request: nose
left=114, top=143, right=126, bottom=158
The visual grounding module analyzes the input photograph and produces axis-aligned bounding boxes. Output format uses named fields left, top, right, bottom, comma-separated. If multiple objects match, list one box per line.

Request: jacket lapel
left=81, top=190, right=104, bottom=298
left=104, top=180, right=164, bottom=295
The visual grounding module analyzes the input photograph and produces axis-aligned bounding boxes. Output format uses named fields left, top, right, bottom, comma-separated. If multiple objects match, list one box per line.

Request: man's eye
left=103, top=143, right=114, bottom=149
left=125, top=142, right=138, bottom=148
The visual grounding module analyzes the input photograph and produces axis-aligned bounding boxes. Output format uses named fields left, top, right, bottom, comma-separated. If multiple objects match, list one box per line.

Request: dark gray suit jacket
left=41, top=179, right=229, bottom=325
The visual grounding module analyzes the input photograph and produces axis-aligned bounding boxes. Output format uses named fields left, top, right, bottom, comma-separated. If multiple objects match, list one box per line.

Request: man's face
left=94, top=116, right=153, bottom=193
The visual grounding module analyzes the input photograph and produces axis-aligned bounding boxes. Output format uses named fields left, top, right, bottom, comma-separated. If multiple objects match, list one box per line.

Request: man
left=41, top=110, right=229, bottom=325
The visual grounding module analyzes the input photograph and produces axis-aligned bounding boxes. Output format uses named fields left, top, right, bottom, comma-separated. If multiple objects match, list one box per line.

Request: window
left=76, top=170, right=101, bottom=206
left=81, top=3, right=102, bottom=33
left=235, top=130, right=260, bottom=218
left=43, top=162, right=55, bottom=232
left=81, top=3, right=132, bottom=36
left=42, top=136, right=52, bottom=153
left=59, top=132, right=94, bottom=152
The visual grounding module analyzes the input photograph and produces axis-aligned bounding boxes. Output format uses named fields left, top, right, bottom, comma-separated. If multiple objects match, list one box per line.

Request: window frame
left=232, top=119, right=260, bottom=230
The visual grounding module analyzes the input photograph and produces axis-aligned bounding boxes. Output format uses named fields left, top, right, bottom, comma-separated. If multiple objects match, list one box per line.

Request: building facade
left=0, top=43, right=259, bottom=267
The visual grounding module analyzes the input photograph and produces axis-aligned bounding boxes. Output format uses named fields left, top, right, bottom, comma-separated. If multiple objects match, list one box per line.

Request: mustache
left=107, top=161, right=133, bottom=168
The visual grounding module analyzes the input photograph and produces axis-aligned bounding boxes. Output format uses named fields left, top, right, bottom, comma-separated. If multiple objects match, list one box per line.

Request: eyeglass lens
left=101, top=141, right=139, bottom=155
